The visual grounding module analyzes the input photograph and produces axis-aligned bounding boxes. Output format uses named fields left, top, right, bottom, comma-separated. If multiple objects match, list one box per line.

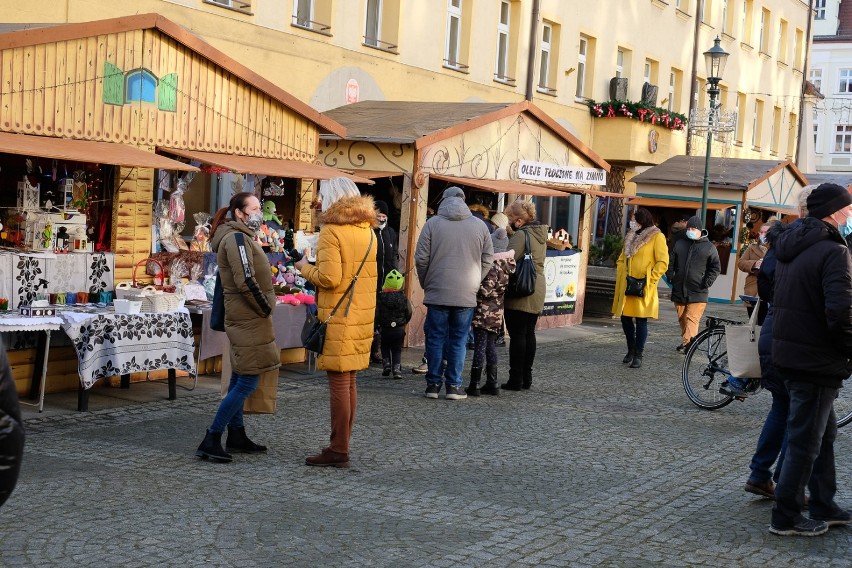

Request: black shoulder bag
left=506, top=229, right=537, bottom=298
left=624, top=257, right=647, bottom=298
left=301, top=231, right=374, bottom=354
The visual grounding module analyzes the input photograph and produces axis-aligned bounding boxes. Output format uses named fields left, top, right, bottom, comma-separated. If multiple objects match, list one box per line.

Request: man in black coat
left=768, top=183, right=852, bottom=536
left=0, top=342, right=24, bottom=507
left=371, top=200, right=399, bottom=363
left=666, top=215, right=721, bottom=351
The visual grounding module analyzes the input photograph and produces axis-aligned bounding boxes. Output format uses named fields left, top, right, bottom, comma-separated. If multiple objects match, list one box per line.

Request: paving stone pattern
left=0, top=303, right=850, bottom=567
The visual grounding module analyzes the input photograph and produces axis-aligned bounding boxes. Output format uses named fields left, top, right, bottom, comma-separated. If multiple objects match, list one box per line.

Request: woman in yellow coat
left=611, top=207, right=669, bottom=369
left=295, top=178, right=378, bottom=468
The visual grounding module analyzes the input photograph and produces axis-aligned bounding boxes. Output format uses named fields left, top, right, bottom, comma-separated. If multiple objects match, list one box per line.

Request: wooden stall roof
left=160, top=148, right=373, bottom=183
left=323, top=100, right=609, bottom=171
left=631, top=156, right=808, bottom=191
left=626, top=196, right=732, bottom=210
left=804, top=173, right=852, bottom=190
left=0, top=131, right=198, bottom=171
left=0, top=13, right=346, bottom=137
left=430, top=174, right=626, bottom=199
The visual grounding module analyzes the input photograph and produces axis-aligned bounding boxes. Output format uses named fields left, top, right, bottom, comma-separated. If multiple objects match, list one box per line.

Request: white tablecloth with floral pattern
left=60, top=310, right=196, bottom=389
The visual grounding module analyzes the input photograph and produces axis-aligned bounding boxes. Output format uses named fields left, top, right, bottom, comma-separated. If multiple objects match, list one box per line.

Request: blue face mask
left=840, top=216, right=852, bottom=238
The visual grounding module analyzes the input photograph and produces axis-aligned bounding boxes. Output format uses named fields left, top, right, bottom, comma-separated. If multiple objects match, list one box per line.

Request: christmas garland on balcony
left=587, top=100, right=688, bottom=131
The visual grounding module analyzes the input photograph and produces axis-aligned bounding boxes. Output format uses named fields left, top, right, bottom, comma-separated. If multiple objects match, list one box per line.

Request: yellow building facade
left=4, top=0, right=811, bottom=174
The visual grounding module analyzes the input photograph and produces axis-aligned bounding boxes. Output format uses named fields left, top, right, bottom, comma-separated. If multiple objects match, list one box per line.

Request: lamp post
left=699, top=37, right=730, bottom=228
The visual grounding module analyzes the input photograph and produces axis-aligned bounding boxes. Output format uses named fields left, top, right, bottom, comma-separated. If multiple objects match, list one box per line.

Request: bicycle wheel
left=836, top=380, right=852, bottom=428
left=682, top=327, right=734, bottom=410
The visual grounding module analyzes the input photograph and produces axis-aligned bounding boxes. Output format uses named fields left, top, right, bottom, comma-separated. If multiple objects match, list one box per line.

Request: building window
left=537, top=22, right=559, bottom=94
left=777, top=19, right=787, bottom=63
left=753, top=99, right=764, bottom=149
left=810, top=68, right=823, bottom=92
left=363, top=0, right=400, bottom=52
left=787, top=113, right=797, bottom=158
left=576, top=36, right=588, bottom=99
left=794, top=28, right=803, bottom=69
left=292, top=0, right=332, bottom=34
left=839, top=69, right=852, bottom=93
left=814, top=109, right=821, bottom=152
left=721, top=0, right=730, bottom=34
left=495, top=0, right=511, bottom=81
left=615, top=48, right=624, bottom=79
left=644, top=60, right=651, bottom=86
left=445, top=0, right=465, bottom=69
left=736, top=92, right=746, bottom=143
left=770, top=106, right=781, bottom=154
left=205, top=0, right=252, bottom=12
left=815, top=0, right=827, bottom=20
left=834, top=124, right=852, bottom=153
left=125, top=70, right=157, bottom=104
left=701, top=0, right=711, bottom=23
left=741, top=0, right=753, bottom=45
left=759, top=8, right=770, bottom=54
left=365, top=0, right=382, bottom=47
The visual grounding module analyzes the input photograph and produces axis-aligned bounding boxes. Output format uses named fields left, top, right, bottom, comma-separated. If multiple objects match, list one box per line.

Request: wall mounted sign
left=346, top=79, right=360, bottom=104
left=518, top=159, right=606, bottom=186
left=648, top=129, right=659, bottom=154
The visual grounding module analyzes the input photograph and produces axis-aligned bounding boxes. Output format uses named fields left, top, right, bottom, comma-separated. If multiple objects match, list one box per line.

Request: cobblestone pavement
left=1, top=302, right=850, bottom=567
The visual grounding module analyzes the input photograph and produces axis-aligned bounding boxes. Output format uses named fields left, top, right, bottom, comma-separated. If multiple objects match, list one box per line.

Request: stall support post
left=168, top=368, right=177, bottom=400
left=700, top=83, right=718, bottom=228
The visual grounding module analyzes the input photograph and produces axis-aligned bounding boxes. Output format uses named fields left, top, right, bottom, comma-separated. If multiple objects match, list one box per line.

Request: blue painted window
left=125, top=70, right=157, bottom=104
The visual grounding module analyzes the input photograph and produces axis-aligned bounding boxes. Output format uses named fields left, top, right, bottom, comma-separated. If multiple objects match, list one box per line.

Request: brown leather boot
left=305, top=448, right=350, bottom=468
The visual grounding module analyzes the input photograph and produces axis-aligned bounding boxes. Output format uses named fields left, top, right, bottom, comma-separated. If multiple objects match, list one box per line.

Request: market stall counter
left=0, top=313, right=63, bottom=412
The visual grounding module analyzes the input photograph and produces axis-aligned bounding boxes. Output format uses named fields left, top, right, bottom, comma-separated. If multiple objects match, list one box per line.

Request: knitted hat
left=686, top=215, right=704, bottom=230
left=491, top=228, right=509, bottom=252
left=490, top=212, right=510, bottom=230
left=374, top=200, right=389, bottom=216
left=383, top=269, right=404, bottom=290
left=806, top=183, right=852, bottom=219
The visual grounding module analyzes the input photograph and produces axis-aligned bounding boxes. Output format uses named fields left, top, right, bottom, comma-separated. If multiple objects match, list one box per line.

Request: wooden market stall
left=0, top=14, right=354, bottom=400
left=630, top=156, right=809, bottom=303
left=321, top=100, right=620, bottom=344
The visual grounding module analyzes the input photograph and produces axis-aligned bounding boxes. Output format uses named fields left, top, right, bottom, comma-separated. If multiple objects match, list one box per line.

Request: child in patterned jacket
left=466, top=228, right=516, bottom=396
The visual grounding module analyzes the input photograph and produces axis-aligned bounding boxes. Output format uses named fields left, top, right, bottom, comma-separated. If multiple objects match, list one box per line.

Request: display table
left=60, top=309, right=196, bottom=411
left=193, top=303, right=306, bottom=361
left=0, top=314, right=63, bottom=412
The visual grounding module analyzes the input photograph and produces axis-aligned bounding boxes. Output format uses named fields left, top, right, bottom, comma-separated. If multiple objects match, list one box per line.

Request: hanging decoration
left=587, top=100, right=688, bottom=131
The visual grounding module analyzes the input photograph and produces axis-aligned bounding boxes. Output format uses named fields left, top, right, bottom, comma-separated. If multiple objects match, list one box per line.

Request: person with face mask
left=737, top=217, right=776, bottom=322
left=196, top=192, right=280, bottom=462
left=666, top=215, right=721, bottom=353
left=767, top=183, right=852, bottom=536
left=370, top=200, right=398, bottom=366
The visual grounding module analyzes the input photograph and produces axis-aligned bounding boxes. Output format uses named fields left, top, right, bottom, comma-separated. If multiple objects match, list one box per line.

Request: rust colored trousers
left=675, top=302, right=707, bottom=346
left=327, top=371, right=357, bottom=455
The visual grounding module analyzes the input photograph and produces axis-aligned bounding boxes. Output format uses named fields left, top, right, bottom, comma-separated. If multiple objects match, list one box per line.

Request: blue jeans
left=771, top=379, right=840, bottom=527
left=424, top=305, right=474, bottom=388
left=209, top=372, right=259, bottom=433
left=749, top=309, right=789, bottom=484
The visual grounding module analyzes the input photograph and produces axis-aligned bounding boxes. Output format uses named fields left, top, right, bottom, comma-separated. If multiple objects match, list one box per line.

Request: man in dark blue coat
left=769, top=183, right=852, bottom=536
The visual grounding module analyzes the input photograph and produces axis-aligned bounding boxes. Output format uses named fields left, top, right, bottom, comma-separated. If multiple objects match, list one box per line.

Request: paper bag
left=220, top=363, right=280, bottom=414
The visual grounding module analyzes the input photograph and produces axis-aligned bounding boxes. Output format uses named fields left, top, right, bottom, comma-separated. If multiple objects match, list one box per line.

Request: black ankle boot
left=226, top=426, right=268, bottom=453
left=381, top=358, right=392, bottom=376
left=392, top=363, right=403, bottom=379
left=481, top=365, right=500, bottom=395
left=466, top=367, right=482, bottom=396
left=623, top=340, right=635, bottom=364
left=502, top=371, right=522, bottom=391
left=522, top=369, right=532, bottom=390
left=196, top=430, right=233, bottom=462
left=629, top=350, right=643, bottom=368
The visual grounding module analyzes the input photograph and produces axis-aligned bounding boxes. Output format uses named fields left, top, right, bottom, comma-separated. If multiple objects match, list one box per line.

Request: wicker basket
left=115, top=258, right=166, bottom=299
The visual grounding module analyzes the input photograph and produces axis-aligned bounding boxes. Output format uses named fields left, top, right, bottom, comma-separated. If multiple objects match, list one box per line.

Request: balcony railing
left=494, top=73, right=517, bottom=86
left=291, top=16, right=332, bottom=35
left=443, top=59, right=470, bottom=73
left=363, top=36, right=399, bottom=53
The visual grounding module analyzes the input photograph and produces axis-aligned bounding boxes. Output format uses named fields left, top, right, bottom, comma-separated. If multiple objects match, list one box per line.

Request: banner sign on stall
left=518, top=159, right=607, bottom=186
left=542, top=252, right=581, bottom=316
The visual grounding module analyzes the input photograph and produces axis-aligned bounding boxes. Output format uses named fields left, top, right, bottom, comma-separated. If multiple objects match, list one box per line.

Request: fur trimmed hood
left=624, top=226, right=662, bottom=258
left=319, top=194, right=379, bottom=227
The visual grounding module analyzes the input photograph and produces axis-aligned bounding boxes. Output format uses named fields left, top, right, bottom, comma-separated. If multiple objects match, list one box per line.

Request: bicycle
left=681, top=302, right=852, bottom=428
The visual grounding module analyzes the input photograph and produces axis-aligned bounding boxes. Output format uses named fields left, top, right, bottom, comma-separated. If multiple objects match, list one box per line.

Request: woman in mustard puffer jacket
left=296, top=178, right=378, bottom=468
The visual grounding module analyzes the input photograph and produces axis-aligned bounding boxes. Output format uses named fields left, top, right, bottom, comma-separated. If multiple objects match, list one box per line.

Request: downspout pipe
left=795, top=0, right=815, bottom=166
left=686, top=0, right=705, bottom=156
left=525, top=0, right=542, bottom=101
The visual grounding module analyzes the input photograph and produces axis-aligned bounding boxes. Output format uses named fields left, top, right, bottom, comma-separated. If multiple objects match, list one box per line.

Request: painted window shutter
left=103, top=62, right=125, bottom=106
left=158, top=73, right=178, bottom=112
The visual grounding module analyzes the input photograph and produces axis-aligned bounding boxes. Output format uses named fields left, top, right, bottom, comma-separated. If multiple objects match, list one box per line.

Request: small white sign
left=518, top=159, right=607, bottom=186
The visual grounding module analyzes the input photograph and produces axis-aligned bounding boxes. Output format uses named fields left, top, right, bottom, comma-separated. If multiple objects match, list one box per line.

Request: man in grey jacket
left=415, top=186, right=494, bottom=400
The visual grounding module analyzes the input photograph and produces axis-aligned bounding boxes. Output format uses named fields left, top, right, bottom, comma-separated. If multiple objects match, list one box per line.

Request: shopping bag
left=244, top=368, right=280, bottom=414
left=725, top=299, right=762, bottom=378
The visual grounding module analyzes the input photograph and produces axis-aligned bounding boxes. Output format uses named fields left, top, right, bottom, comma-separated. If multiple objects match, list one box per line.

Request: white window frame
left=810, top=68, right=823, bottom=93
left=668, top=72, right=675, bottom=112
left=700, top=0, right=707, bottom=22
left=538, top=23, right=553, bottom=91
left=834, top=124, right=852, bottom=153
left=752, top=101, right=760, bottom=147
left=644, top=60, right=651, bottom=86
left=293, top=0, right=313, bottom=28
left=495, top=0, right=510, bottom=80
left=364, top=0, right=382, bottom=48
left=616, top=48, right=624, bottom=79
left=839, top=69, right=852, bottom=94
left=814, top=110, right=822, bottom=153
left=721, top=0, right=729, bottom=33
left=815, top=0, right=827, bottom=20
left=445, top=0, right=463, bottom=68
left=776, top=21, right=783, bottom=61
left=734, top=93, right=741, bottom=136
left=758, top=9, right=766, bottom=52
left=575, top=37, right=587, bottom=100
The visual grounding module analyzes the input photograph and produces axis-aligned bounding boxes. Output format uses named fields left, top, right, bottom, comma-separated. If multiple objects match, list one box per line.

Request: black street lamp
left=700, top=36, right=730, bottom=228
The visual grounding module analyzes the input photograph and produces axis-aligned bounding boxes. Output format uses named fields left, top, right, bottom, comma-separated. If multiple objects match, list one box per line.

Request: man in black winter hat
left=768, top=183, right=852, bottom=536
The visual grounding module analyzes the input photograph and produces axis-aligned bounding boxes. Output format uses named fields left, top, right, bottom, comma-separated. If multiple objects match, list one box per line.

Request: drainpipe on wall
left=525, top=0, right=542, bottom=101
left=686, top=0, right=705, bottom=156
left=795, top=0, right=815, bottom=167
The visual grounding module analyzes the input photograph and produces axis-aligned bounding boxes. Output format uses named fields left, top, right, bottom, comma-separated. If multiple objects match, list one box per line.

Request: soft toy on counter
left=276, top=292, right=316, bottom=306
left=262, top=200, right=283, bottom=228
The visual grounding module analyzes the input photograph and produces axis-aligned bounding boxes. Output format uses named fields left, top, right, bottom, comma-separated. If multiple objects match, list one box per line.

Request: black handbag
left=624, top=258, right=647, bottom=298
left=507, top=229, right=537, bottom=298
left=301, top=231, right=374, bottom=354
left=210, top=272, right=225, bottom=332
